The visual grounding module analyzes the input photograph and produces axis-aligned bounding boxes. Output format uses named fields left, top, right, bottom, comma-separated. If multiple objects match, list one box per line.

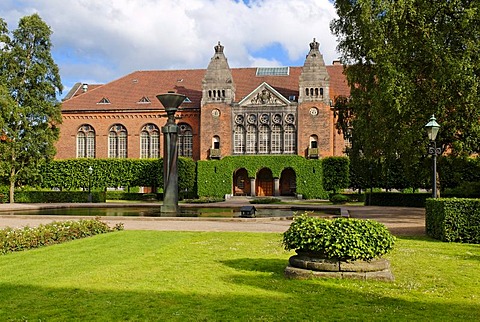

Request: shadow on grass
left=1, top=277, right=479, bottom=321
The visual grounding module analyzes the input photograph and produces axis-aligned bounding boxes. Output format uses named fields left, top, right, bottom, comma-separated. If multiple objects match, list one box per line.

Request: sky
left=1, top=0, right=340, bottom=99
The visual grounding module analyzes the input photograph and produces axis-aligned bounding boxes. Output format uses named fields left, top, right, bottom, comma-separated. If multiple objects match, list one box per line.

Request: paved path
left=0, top=198, right=426, bottom=236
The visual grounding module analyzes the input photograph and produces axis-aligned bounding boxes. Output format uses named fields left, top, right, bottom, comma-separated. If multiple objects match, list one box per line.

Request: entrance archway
left=280, top=168, right=296, bottom=196
left=233, top=168, right=250, bottom=196
left=256, top=168, right=273, bottom=196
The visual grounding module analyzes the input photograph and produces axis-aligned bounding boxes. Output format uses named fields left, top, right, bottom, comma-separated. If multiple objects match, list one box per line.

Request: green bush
left=329, top=194, right=350, bottom=204
left=183, top=196, right=224, bottom=204
left=426, top=198, right=480, bottom=243
left=282, top=214, right=396, bottom=261
left=249, top=197, right=281, bottom=204
left=366, top=192, right=430, bottom=207
left=0, top=218, right=124, bottom=255
left=105, top=191, right=162, bottom=201
left=322, top=157, right=350, bottom=193
left=13, top=191, right=106, bottom=203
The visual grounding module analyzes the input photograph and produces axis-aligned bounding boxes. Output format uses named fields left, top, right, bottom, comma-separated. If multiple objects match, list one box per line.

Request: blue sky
left=1, top=0, right=339, bottom=98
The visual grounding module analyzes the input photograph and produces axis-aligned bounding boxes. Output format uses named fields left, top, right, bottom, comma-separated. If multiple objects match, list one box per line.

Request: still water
left=7, top=207, right=334, bottom=218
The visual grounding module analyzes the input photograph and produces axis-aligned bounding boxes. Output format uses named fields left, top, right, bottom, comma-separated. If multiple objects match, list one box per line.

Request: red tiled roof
left=61, top=66, right=349, bottom=112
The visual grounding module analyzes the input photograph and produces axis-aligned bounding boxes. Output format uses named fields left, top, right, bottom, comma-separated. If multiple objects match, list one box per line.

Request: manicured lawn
left=0, top=231, right=479, bottom=321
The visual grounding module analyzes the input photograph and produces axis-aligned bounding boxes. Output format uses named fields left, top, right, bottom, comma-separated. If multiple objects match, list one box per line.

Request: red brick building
left=58, top=39, right=349, bottom=196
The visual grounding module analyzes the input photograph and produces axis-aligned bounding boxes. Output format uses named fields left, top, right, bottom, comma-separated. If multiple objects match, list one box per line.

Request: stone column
left=274, top=178, right=280, bottom=196
left=250, top=178, right=256, bottom=197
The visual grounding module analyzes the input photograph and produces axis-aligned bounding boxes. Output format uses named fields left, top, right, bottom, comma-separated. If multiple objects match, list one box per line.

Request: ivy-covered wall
left=197, top=155, right=329, bottom=199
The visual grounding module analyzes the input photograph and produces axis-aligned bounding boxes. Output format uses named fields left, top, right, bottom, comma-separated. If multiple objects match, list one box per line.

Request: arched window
left=77, top=124, right=95, bottom=158
left=234, top=125, right=245, bottom=154
left=178, top=123, right=193, bottom=158
left=140, top=124, right=160, bottom=158
left=271, top=125, right=282, bottom=154
left=212, top=136, right=220, bottom=149
left=284, top=124, right=296, bottom=154
left=246, top=125, right=257, bottom=154
left=310, top=135, right=318, bottom=148
left=258, top=125, right=270, bottom=154
left=109, top=124, right=127, bottom=158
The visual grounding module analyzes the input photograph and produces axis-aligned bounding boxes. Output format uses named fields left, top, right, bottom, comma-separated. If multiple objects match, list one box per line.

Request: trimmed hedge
left=0, top=218, right=124, bottom=255
left=322, top=157, right=350, bottom=193
left=13, top=191, right=106, bottom=203
left=39, top=157, right=196, bottom=194
left=365, top=192, right=430, bottom=207
left=426, top=198, right=480, bottom=243
left=282, top=214, right=395, bottom=261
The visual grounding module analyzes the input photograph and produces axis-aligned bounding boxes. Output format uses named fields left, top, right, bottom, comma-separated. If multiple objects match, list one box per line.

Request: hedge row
left=426, top=198, right=480, bottom=243
left=349, top=155, right=480, bottom=192
left=366, top=192, right=480, bottom=207
left=39, top=157, right=196, bottom=193
left=12, top=191, right=107, bottom=203
left=0, top=218, right=124, bottom=255
left=365, top=193, right=431, bottom=207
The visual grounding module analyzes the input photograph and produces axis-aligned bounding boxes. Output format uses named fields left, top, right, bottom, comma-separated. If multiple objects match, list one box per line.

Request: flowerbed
left=0, top=218, right=124, bottom=255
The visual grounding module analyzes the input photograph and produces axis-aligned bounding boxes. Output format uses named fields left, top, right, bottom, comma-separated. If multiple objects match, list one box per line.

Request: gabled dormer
left=201, top=41, right=236, bottom=106
left=298, top=38, right=330, bottom=104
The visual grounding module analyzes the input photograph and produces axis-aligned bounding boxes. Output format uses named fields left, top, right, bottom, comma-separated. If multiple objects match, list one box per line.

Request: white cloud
left=0, top=0, right=339, bottom=92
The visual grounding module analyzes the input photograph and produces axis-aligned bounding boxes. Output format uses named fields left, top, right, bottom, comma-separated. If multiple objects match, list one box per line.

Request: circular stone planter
left=284, top=251, right=394, bottom=281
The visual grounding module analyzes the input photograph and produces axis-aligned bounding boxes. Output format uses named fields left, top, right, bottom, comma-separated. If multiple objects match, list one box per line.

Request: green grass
left=0, top=231, right=479, bottom=321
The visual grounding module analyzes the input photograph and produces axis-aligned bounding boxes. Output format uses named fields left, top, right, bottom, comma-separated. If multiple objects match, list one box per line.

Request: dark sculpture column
left=156, top=93, right=186, bottom=213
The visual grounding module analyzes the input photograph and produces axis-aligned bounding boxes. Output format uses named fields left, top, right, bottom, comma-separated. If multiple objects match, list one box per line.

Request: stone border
left=285, top=254, right=394, bottom=281
left=284, top=265, right=394, bottom=281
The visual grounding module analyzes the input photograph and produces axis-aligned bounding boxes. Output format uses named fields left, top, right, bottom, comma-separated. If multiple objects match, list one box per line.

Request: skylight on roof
left=256, top=67, right=289, bottom=76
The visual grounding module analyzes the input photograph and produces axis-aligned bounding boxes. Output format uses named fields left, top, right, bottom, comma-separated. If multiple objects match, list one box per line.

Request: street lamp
left=425, top=115, right=442, bottom=198
left=88, top=166, right=93, bottom=202
left=156, top=92, right=186, bottom=213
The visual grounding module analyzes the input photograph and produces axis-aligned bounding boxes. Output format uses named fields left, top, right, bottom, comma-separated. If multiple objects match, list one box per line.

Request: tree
left=0, top=14, right=62, bottom=203
left=330, top=0, right=480, bottom=191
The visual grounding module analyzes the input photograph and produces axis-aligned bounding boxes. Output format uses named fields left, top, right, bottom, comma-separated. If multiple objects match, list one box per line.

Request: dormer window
left=97, top=97, right=111, bottom=104
left=138, top=96, right=151, bottom=104
left=183, top=97, right=192, bottom=103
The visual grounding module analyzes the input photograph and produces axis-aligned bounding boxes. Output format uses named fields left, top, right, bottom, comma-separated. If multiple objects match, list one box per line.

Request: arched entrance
left=280, top=168, right=296, bottom=196
left=256, top=168, right=274, bottom=196
left=233, top=168, right=250, bottom=196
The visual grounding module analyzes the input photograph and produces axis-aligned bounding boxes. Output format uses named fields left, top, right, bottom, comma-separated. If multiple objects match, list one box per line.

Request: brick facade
left=57, top=40, right=349, bottom=164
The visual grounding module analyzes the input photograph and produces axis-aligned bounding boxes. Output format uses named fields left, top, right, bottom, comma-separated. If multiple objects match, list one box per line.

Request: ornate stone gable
left=238, top=82, right=290, bottom=108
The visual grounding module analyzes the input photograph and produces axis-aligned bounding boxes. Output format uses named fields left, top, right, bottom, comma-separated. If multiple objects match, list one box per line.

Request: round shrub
left=329, top=194, right=350, bottom=204
left=282, top=213, right=396, bottom=261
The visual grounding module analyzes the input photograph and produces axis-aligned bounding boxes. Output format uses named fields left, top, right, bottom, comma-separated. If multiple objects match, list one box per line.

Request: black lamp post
left=425, top=115, right=441, bottom=198
left=88, top=166, right=93, bottom=202
left=156, top=92, right=186, bottom=213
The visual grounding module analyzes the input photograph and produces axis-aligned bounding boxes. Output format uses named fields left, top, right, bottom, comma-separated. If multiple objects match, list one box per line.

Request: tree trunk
left=9, top=166, right=15, bottom=204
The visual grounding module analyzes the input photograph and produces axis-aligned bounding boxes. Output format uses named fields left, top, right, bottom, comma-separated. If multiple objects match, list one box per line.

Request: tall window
left=178, top=123, right=193, bottom=158
left=140, top=124, right=160, bottom=158
left=284, top=124, right=296, bottom=153
left=271, top=125, right=282, bottom=153
left=234, top=125, right=245, bottom=154
left=212, top=136, right=220, bottom=149
left=258, top=125, right=270, bottom=154
left=246, top=125, right=257, bottom=154
left=77, top=124, right=95, bottom=158
left=109, top=124, right=127, bottom=158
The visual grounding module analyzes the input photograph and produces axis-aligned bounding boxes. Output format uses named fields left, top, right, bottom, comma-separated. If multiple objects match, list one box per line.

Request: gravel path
left=0, top=200, right=426, bottom=236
